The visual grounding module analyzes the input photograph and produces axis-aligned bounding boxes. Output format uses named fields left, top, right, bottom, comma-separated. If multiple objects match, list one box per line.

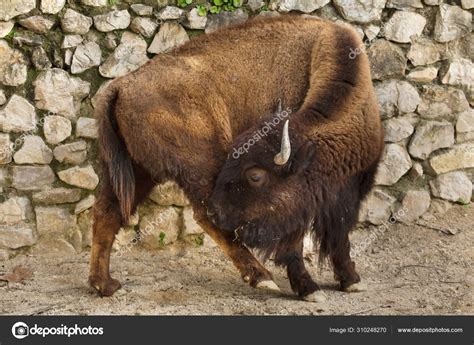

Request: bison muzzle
left=89, top=16, right=384, bottom=303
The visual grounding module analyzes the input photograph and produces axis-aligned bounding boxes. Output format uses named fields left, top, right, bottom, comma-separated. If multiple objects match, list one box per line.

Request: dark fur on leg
left=275, top=233, right=320, bottom=298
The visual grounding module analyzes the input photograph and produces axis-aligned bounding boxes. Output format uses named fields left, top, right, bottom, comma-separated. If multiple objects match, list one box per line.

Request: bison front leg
left=196, top=216, right=279, bottom=292
left=331, top=236, right=366, bottom=292
left=89, top=186, right=123, bottom=297
left=275, top=234, right=326, bottom=303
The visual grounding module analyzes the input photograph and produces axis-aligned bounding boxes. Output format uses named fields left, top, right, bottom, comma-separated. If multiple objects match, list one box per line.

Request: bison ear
left=287, top=141, right=316, bottom=175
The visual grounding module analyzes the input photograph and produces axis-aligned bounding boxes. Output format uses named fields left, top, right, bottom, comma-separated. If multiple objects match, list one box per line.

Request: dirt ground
left=0, top=205, right=472, bottom=315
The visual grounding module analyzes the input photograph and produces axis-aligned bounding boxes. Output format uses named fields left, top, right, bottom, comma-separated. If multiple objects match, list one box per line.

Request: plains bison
left=89, top=16, right=383, bottom=302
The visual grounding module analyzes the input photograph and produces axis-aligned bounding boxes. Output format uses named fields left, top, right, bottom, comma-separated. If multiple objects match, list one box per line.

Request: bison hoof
left=89, top=276, right=122, bottom=297
left=256, top=280, right=280, bottom=292
left=344, top=281, right=367, bottom=292
left=303, top=290, right=327, bottom=303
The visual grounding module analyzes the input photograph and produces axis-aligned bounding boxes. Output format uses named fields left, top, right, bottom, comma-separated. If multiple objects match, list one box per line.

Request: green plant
left=257, top=4, right=269, bottom=12
left=158, top=232, right=166, bottom=247
left=177, top=0, right=193, bottom=8
left=196, top=4, right=208, bottom=16
left=202, top=0, right=242, bottom=14
left=194, top=235, right=204, bottom=247
left=107, top=0, right=119, bottom=5
left=4, top=27, right=16, bottom=41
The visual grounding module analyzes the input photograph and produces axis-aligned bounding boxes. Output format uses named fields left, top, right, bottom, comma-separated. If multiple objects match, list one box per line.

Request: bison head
left=208, top=103, right=317, bottom=251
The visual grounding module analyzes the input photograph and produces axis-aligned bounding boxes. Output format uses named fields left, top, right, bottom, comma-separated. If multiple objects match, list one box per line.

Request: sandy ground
left=0, top=205, right=473, bottom=315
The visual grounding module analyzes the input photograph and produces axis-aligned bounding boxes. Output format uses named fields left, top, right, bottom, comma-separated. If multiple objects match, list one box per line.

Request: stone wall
left=0, top=0, right=472, bottom=260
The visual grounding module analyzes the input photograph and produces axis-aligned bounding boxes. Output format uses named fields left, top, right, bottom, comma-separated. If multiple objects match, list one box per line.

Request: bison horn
left=274, top=120, right=291, bottom=165
left=276, top=98, right=282, bottom=115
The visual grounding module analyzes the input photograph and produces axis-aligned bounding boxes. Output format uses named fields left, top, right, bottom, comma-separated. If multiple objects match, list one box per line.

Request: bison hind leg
left=89, top=164, right=155, bottom=297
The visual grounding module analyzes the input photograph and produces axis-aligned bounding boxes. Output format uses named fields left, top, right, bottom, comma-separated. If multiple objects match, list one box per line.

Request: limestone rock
left=367, top=39, right=406, bottom=80
left=94, top=10, right=131, bottom=32
left=0, top=94, right=36, bottom=132
left=276, top=0, right=330, bottom=13
left=131, top=4, right=153, bottom=16
left=138, top=205, right=180, bottom=248
left=440, top=58, right=474, bottom=89
left=398, top=190, right=431, bottom=223
left=78, top=210, right=92, bottom=247
left=384, top=11, right=426, bottom=43
left=375, top=80, right=420, bottom=117
left=61, top=34, right=83, bottom=49
left=408, top=121, right=455, bottom=160
left=0, top=89, right=5, bottom=105
left=429, top=143, right=474, bottom=174
left=433, top=4, right=472, bottom=43
left=375, top=143, right=412, bottom=185
left=461, top=0, right=474, bottom=9
left=182, top=207, right=203, bottom=235
left=14, top=135, right=53, bottom=164
left=333, top=0, right=386, bottom=23
left=148, top=23, right=189, bottom=54
left=407, top=66, right=438, bottom=83
left=205, top=9, right=248, bottom=34
left=358, top=189, right=396, bottom=225
left=387, top=0, right=422, bottom=8
left=75, top=195, right=95, bottom=214
left=149, top=181, right=189, bottom=206
left=158, top=6, right=184, bottom=20
left=0, top=40, right=28, bottom=86
left=43, top=115, right=72, bottom=144
left=456, top=109, right=474, bottom=135
left=430, top=171, right=472, bottom=203
left=71, top=41, right=101, bottom=74
left=30, top=238, right=76, bottom=256
left=417, top=85, right=470, bottom=119
left=12, top=166, right=56, bottom=191
left=31, top=46, right=52, bottom=70
left=0, top=133, right=12, bottom=164
left=58, top=165, right=99, bottom=190
left=75, top=117, right=97, bottom=139
left=18, top=16, right=55, bottom=34
left=363, top=24, right=380, bottom=41
left=407, top=37, right=441, bottom=66
left=35, top=206, right=77, bottom=235
left=61, top=9, right=93, bottom=35
left=130, top=17, right=158, bottom=38
left=408, top=162, right=423, bottom=181
left=99, top=32, right=149, bottom=78
left=184, top=8, right=207, bottom=30
left=0, top=224, right=37, bottom=249
left=33, top=188, right=82, bottom=204
left=34, top=68, right=90, bottom=119
left=53, top=140, right=87, bottom=165
left=81, top=0, right=107, bottom=6
left=0, top=21, right=14, bottom=38
left=0, top=168, right=6, bottom=187
left=382, top=116, right=414, bottom=142
left=41, top=0, right=66, bottom=14
left=0, top=196, right=31, bottom=225
left=0, top=0, right=35, bottom=21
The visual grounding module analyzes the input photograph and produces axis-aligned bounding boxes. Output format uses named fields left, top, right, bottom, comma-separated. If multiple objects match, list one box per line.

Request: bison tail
left=95, top=85, right=135, bottom=224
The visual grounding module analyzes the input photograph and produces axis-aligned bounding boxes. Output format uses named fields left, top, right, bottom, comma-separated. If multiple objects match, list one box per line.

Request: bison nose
left=207, top=203, right=224, bottom=226
left=206, top=208, right=216, bottom=218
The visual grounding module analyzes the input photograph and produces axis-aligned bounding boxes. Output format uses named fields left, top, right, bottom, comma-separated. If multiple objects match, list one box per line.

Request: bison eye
left=245, top=167, right=268, bottom=188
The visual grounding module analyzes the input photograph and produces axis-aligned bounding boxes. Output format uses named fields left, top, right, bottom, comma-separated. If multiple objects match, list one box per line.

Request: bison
left=89, top=15, right=384, bottom=303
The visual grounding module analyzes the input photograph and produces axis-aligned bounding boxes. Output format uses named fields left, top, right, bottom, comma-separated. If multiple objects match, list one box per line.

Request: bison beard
left=89, top=16, right=383, bottom=302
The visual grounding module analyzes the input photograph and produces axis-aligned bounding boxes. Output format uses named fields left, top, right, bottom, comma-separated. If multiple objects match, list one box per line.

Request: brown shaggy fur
left=90, top=16, right=383, bottom=299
